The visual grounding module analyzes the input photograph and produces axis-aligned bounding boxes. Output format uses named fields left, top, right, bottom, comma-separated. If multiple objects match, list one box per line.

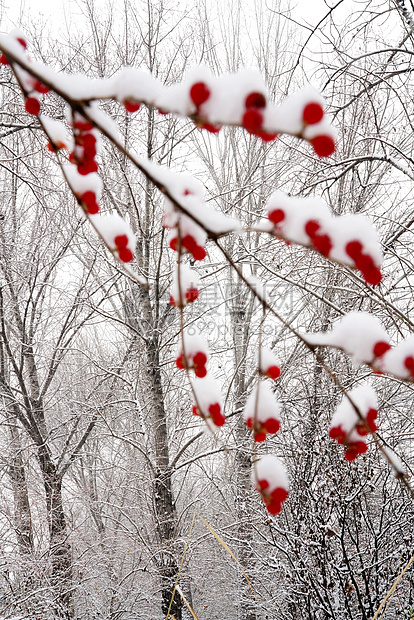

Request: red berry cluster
left=242, top=91, right=277, bottom=142
left=329, top=408, right=378, bottom=462
left=78, top=190, right=99, bottom=215
left=245, top=415, right=280, bottom=443
left=176, top=350, right=207, bottom=378
left=301, top=101, right=335, bottom=157
left=329, top=428, right=368, bottom=461
left=169, top=234, right=206, bottom=261
left=69, top=118, right=99, bottom=176
left=256, top=479, right=289, bottom=515
left=345, top=241, right=382, bottom=286
left=305, top=219, right=332, bottom=257
left=114, top=234, right=134, bottom=263
left=192, top=402, right=225, bottom=427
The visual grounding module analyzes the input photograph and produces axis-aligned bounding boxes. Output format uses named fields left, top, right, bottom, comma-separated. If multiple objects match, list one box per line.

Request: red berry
left=345, top=240, right=363, bottom=260
left=192, top=405, right=199, bottom=416
left=25, top=97, right=41, bottom=116
left=267, top=500, right=282, bottom=515
left=363, top=265, right=382, bottom=286
left=257, top=479, right=269, bottom=491
left=254, top=431, right=267, bottom=443
left=329, top=425, right=346, bottom=445
left=356, top=409, right=378, bottom=436
left=344, top=441, right=367, bottom=461
left=77, top=160, right=98, bottom=175
left=114, top=234, right=129, bottom=249
left=373, top=341, right=391, bottom=358
left=78, top=133, right=96, bottom=148
left=185, top=288, right=199, bottom=303
left=118, top=248, right=133, bottom=263
left=209, top=403, right=220, bottom=416
left=366, top=408, right=378, bottom=432
left=34, top=80, right=49, bottom=94
left=311, top=134, right=335, bottom=158
left=17, top=38, right=27, bottom=49
left=192, top=245, right=207, bottom=261
left=212, top=412, right=226, bottom=426
left=190, top=82, right=210, bottom=107
left=246, top=417, right=254, bottom=429
left=209, top=404, right=225, bottom=427
left=268, top=209, right=285, bottom=226
left=245, top=92, right=266, bottom=109
left=176, top=355, right=185, bottom=370
left=312, top=234, right=332, bottom=257
left=80, top=191, right=99, bottom=214
left=404, top=356, right=414, bottom=378
left=262, top=418, right=280, bottom=434
left=0, top=54, right=9, bottom=65
left=242, top=108, right=263, bottom=134
left=124, top=100, right=140, bottom=113
left=303, top=102, right=324, bottom=125
left=265, top=365, right=281, bottom=380
left=271, top=487, right=289, bottom=503
left=193, top=351, right=207, bottom=366
left=194, top=365, right=207, bottom=378
left=181, top=235, right=197, bottom=253
left=169, top=237, right=178, bottom=251
left=305, top=220, right=320, bottom=237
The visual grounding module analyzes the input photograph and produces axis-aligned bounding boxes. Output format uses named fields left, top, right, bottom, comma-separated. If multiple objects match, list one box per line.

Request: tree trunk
left=9, top=424, right=33, bottom=554
left=147, top=336, right=182, bottom=620
left=38, top=444, right=73, bottom=619
left=232, top=277, right=257, bottom=620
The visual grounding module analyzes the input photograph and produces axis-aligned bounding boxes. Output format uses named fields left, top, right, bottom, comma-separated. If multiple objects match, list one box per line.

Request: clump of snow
left=255, top=454, right=289, bottom=492
left=64, top=164, right=103, bottom=199
left=114, top=67, right=162, bottom=105
left=305, top=312, right=390, bottom=366
left=40, top=116, right=73, bottom=150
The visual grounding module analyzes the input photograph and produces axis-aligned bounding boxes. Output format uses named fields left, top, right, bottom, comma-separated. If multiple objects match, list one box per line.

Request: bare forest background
left=0, top=0, right=413, bottom=619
